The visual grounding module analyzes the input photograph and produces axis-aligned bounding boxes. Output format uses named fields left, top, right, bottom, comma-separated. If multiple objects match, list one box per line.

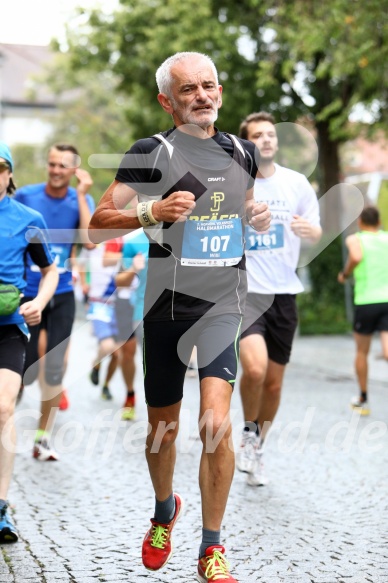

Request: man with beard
left=89, top=52, right=270, bottom=582
left=236, top=112, right=322, bottom=486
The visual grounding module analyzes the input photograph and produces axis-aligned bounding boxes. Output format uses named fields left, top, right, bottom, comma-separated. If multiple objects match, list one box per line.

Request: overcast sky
left=2, top=0, right=116, bottom=46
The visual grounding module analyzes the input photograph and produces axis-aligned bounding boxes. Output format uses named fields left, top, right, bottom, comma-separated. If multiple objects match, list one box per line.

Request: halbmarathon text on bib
left=181, top=218, right=243, bottom=267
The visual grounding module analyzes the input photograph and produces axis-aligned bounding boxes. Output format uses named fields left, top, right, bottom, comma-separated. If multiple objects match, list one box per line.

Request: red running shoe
left=142, top=493, right=183, bottom=571
left=121, top=395, right=136, bottom=420
left=197, top=545, right=238, bottom=582
left=59, top=389, right=69, bottom=411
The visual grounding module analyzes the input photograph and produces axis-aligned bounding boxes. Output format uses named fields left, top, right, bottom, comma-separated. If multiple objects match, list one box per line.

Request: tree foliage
left=45, top=0, right=387, bottom=208
left=11, top=144, right=48, bottom=190
left=58, top=0, right=258, bottom=139
left=36, top=51, right=132, bottom=202
left=242, top=0, right=388, bottom=136
left=297, top=236, right=351, bottom=335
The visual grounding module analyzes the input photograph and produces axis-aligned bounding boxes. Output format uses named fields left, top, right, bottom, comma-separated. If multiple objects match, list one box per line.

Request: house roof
left=0, top=43, right=55, bottom=107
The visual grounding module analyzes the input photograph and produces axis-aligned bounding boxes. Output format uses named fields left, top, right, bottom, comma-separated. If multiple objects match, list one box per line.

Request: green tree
left=232, top=0, right=388, bottom=229
left=297, top=236, right=351, bottom=335
left=50, top=0, right=387, bottom=224
left=59, top=0, right=256, bottom=139
left=11, top=144, right=48, bottom=189
left=36, top=52, right=133, bottom=203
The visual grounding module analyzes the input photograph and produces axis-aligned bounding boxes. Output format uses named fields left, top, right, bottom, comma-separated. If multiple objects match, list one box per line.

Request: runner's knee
left=0, top=397, right=15, bottom=427
left=148, top=419, right=179, bottom=451
left=44, top=366, right=64, bottom=386
left=243, top=361, right=266, bottom=384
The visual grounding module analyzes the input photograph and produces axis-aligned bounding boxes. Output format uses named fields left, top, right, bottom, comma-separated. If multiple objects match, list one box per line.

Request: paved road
left=1, top=317, right=387, bottom=583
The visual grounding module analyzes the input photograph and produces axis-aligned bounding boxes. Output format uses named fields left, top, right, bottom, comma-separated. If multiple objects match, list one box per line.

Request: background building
left=0, top=43, right=56, bottom=145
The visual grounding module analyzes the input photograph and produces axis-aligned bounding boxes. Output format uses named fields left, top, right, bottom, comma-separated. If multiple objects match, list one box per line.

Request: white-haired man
left=89, top=52, right=271, bottom=582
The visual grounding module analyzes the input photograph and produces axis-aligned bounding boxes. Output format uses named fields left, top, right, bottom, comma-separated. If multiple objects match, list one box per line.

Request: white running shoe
left=33, top=439, right=59, bottom=461
left=246, top=448, right=269, bottom=487
left=236, top=430, right=260, bottom=474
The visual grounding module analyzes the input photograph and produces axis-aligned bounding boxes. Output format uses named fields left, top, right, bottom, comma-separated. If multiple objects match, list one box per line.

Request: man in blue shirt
left=15, top=143, right=95, bottom=461
left=0, top=143, right=58, bottom=542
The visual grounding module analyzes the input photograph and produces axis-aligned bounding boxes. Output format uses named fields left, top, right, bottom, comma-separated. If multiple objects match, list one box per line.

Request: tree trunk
left=316, top=120, right=342, bottom=233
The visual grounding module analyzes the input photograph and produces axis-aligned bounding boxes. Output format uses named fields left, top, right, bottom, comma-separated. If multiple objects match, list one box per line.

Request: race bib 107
left=181, top=218, right=243, bottom=266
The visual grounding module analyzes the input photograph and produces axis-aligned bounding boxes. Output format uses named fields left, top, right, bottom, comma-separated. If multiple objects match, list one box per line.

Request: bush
left=297, top=235, right=351, bottom=335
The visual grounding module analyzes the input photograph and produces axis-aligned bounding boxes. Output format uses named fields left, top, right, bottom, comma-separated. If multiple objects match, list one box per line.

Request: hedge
left=297, top=235, right=351, bottom=335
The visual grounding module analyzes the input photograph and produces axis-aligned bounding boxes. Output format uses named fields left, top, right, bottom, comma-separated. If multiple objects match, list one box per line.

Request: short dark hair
left=239, top=112, right=276, bottom=140
left=50, top=143, right=80, bottom=156
left=48, top=143, right=80, bottom=168
left=360, top=206, right=380, bottom=227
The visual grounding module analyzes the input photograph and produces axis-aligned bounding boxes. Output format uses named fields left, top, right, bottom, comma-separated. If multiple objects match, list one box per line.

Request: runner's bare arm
left=19, top=263, right=59, bottom=326
left=338, top=234, right=362, bottom=283
left=245, top=187, right=271, bottom=233
left=89, top=180, right=197, bottom=243
left=89, top=181, right=140, bottom=243
left=290, top=215, right=322, bottom=243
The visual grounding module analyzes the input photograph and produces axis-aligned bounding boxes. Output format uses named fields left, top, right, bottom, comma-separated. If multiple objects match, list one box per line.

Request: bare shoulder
left=345, top=232, right=363, bottom=261
left=345, top=233, right=359, bottom=247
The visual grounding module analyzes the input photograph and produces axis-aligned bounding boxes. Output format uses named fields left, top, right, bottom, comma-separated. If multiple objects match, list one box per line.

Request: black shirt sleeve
left=26, top=226, right=54, bottom=269
left=115, top=135, right=172, bottom=197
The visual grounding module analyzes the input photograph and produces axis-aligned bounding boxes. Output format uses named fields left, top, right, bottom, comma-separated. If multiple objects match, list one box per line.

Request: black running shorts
left=354, top=302, right=388, bottom=335
left=241, top=293, right=298, bottom=365
left=0, top=325, right=27, bottom=376
left=21, top=291, right=76, bottom=386
left=143, top=314, right=242, bottom=407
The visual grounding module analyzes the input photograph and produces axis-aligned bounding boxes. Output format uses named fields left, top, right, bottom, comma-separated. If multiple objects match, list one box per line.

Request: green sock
left=35, top=429, right=49, bottom=443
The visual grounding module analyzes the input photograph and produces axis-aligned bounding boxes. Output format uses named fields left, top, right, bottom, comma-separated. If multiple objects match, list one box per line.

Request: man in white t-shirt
left=236, top=112, right=322, bottom=486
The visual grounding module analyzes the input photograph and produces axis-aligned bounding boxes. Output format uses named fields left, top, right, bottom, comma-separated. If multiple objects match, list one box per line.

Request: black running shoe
left=101, top=385, right=113, bottom=400
left=90, top=365, right=100, bottom=386
left=0, top=502, right=18, bottom=543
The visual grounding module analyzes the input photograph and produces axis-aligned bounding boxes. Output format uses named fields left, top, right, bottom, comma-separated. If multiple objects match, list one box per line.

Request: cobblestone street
left=1, top=316, right=387, bottom=582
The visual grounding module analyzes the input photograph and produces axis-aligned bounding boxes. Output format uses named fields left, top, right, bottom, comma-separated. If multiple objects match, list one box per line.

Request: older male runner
left=89, top=53, right=271, bottom=582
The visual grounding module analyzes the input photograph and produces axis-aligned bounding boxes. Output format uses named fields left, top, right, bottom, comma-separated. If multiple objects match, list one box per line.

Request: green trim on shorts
left=231, top=316, right=242, bottom=386
left=143, top=336, right=146, bottom=379
left=142, top=337, right=149, bottom=405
